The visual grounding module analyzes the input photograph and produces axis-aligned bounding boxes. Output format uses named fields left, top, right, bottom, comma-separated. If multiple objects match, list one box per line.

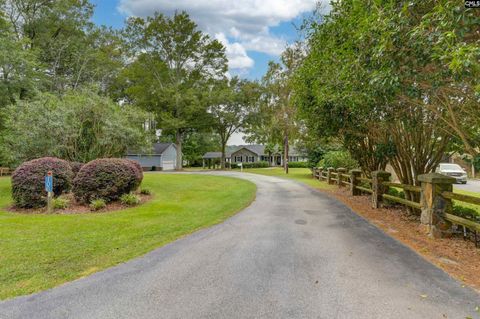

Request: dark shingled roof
left=202, top=152, right=223, bottom=159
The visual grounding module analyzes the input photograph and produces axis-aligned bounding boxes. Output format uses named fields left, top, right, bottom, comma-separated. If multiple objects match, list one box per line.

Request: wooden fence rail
left=311, top=167, right=480, bottom=247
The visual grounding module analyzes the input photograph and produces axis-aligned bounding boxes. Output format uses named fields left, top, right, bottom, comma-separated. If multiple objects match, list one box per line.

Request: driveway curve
left=1, top=172, right=479, bottom=319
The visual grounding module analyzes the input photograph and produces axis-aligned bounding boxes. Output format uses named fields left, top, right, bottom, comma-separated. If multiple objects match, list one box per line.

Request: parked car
left=436, top=163, right=468, bottom=184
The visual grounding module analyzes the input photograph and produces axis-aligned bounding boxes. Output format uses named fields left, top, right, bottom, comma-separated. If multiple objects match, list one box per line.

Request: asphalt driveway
left=455, top=179, right=480, bottom=193
left=0, top=172, right=478, bottom=319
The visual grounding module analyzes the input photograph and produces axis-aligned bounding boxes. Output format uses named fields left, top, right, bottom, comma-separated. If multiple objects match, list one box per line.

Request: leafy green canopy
left=0, top=89, right=150, bottom=165
left=208, top=77, right=261, bottom=168
left=295, top=0, right=478, bottom=186
left=1, top=0, right=123, bottom=93
left=119, top=11, right=228, bottom=169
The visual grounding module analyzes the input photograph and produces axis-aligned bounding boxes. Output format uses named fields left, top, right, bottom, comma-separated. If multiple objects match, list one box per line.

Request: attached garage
left=126, top=143, right=177, bottom=171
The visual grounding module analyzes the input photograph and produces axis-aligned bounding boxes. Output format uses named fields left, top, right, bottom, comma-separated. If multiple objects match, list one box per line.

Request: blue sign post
left=45, top=171, right=53, bottom=213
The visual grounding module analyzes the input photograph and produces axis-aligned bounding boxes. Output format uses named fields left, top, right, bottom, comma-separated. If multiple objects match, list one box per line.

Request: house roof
left=231, top=145, right=304, bottom=156
left=202, top=144, right=306, bottom=158
left=128, top=143, right=175, bottom=155
left=153, top=143, right=175, bottom=155
left=202, top=152, right=224, bottom=159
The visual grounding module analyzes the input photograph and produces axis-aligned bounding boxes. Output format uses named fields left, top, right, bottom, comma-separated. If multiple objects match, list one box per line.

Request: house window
left=249, top=156, right=254, bottom=162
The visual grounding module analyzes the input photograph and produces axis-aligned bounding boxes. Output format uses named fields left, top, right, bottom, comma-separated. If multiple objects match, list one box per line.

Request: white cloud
left=215, top=33, right=254, bottom=70
left=118, top=0, right=328, bottom=71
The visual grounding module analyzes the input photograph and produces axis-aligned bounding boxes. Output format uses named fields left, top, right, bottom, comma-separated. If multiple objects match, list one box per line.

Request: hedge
left=73, top=158, right=140, bottom=203
left=288, top=161, right=309, bottom=168
left=238, top=161, right=270, bottom=169
left=12, top=157, right=74, bottom=208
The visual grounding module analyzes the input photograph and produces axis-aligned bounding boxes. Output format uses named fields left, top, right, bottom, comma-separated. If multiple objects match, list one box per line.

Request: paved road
left=455, top=179, right=480, bottom=193
left=1, top=172, right=479, bottom=319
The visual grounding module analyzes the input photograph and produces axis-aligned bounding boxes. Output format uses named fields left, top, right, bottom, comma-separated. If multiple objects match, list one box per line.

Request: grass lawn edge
left=0, top=174, right=257, bottom=300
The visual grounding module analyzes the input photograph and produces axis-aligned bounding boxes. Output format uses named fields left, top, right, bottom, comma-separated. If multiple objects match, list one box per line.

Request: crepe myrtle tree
left=121, top=11, right=228, bottom=170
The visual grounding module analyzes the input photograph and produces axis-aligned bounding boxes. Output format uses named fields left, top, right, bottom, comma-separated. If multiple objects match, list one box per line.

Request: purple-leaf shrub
left=12, top=157, right=74, bottom=208
left=73, top=158, right=140, bottom=204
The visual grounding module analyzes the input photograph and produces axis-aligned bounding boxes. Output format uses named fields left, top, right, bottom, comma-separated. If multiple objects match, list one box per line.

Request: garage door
left=162, top=160, right=175, bottom=170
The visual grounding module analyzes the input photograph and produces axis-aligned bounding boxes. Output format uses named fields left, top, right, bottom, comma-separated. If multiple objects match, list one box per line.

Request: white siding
left=161, top=144, right=177, bottom=170
left=126, top=155, right=161, bottom=169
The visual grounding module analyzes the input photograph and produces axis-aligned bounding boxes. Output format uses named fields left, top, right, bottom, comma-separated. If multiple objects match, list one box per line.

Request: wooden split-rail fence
left=312, top=167, right=480, bottom=247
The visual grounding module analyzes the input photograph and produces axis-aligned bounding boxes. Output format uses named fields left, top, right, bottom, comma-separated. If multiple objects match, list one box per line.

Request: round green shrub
left=73, top=158, right=140, bottom=204
left=11, top=157, right=74, bottom=208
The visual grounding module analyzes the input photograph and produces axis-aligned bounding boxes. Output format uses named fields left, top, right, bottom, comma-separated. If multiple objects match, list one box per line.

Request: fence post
left=312, top=167, right=317, bottom=178
left=350, top=169, right=362, bottom=196
left=337, top=168, right=346, bottom=187
left=318, top=167, right=324, bottom=180
left=417, top=173, right=455, bottom=238
left=327, top=167, right=334, bottom=184
left=371, top=171, right=391, bottom=209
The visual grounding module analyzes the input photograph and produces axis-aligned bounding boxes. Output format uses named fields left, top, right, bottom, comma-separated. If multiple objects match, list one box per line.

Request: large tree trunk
left=284, top=132, right=289, bottom=174
left=175, top=130, right=183, bottom=171
left=221, top=141, right=226, bottom=170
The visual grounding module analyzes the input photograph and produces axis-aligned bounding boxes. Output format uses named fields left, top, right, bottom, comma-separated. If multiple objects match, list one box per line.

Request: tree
left=407, top=2, right=480, bottom=157
left=0, top=88, right=151, bottom=166
left=294, top=0, right=453, bottom=209
left=182, top=132, right=221, bottom=167
left=121, top=12, right=227, bottom=170
left=1, top=0, right=123, bottom=93
left=0, top=11, right=40, bottom=112
left=245, top=45, right=303, bottom=173
left=209, top=77, right=259, bottom=169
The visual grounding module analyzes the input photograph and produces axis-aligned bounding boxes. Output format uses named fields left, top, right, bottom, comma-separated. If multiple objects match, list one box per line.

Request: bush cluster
left=140, top=188, right=152, bottom=195
left=69, top=162, right=84, bottom=177
left=73, top=158, right=141, bottom=204
left=317, top=151, right=358, bottom=170
left=234, top=161, right=270, bottom=169
left=288, top=161, right=309, bottom=168
left=90, top=198, right=106, bottom=211
left=120, top=193, right=140, bottom=206
left=11, top=157, right=74, bottom=208
left=53, top=196, right=70, bottom=209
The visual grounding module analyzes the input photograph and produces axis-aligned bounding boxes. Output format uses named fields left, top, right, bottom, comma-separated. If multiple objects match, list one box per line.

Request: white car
left=436, top=163, right=468, bottom=184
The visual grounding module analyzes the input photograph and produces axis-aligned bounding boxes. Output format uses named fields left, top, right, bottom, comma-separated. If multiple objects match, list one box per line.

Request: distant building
left=202, top=144, right=307, bottom=167
left=126, top=143, right=177, bottom=171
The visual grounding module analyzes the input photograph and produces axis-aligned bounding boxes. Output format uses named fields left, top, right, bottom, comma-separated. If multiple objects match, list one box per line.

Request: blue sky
left=90, top=0, right=325, bottom=80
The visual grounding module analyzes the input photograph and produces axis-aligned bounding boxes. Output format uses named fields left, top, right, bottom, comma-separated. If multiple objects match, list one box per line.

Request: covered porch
left=202, top=152, right=231, bottom=169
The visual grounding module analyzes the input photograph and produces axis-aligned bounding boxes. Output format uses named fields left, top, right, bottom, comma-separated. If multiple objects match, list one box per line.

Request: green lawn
left=0, top=173, right=256, bottom=300
left=243, top=167, right=334, bottom=191
left=452, top=188, right=480, bottom=216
